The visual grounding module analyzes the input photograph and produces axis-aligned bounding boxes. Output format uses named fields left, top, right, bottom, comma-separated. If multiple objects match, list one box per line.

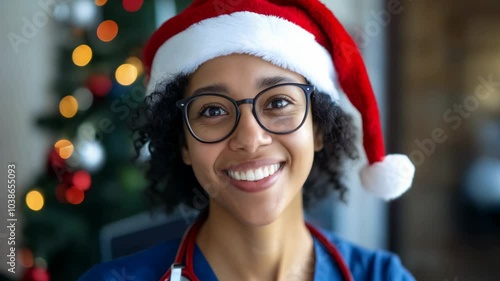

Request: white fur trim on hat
left=360, top=154, right=415, bottom=200
left=148, top=11, right=340, bottom=100
left=338, top=82, right=415, bottom=201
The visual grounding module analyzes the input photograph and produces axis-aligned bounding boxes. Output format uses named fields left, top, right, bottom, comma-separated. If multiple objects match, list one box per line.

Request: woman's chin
left=229, top=203, right=286, bottom=227
left=210, top=186, right=297, bottom=227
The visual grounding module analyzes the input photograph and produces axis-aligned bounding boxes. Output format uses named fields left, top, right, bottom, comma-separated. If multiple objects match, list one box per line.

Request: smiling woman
left=178, top=55, right=328, bottom=227
left=135, top=61, right=356, bottom=216
left=78, top=0, right=415, bottom=280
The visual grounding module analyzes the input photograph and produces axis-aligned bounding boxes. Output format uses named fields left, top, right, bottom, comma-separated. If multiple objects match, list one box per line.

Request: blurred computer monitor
left=99, top=208, right=198, bottom=261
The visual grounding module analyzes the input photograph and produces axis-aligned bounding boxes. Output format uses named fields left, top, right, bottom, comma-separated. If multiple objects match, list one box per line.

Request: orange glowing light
left=26, top=190, right=44, bottom=211
left=125, top=56, right=143, bottom=75
left=115, top=63, right=138, bottom=86
left=59, top=95, right=79, bottom=118
left=97, top=20, right=118, bottom=42
left=95, top=0, right=108, bottom=6
left=72, top=44, right=92, bottom=67
left=54, top=139, right=74, bottom=159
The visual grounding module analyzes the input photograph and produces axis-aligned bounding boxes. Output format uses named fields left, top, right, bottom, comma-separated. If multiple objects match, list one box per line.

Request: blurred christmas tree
left=19, top=1, right=177, bottom=280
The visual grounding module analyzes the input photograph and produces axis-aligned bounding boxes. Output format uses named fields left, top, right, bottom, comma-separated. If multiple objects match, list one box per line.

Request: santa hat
left=142, top=0, right=415, bottom=200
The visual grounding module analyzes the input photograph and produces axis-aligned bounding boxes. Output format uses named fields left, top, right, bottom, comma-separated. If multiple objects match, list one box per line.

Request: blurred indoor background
left=0, top=0, right=499, bottom=280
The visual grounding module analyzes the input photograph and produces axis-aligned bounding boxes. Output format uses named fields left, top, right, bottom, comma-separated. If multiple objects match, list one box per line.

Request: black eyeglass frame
left=176, top=83, right=315, bottom=144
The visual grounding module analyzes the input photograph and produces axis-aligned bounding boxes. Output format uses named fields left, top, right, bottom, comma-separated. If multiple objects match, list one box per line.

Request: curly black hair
left=131, top=75, right=358, bottom=213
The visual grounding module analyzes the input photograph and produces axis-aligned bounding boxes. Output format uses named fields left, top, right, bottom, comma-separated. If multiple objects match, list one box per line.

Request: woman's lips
left=223, top=163, right=284, bottom=193
left=226, top=163, right=281, bottom=181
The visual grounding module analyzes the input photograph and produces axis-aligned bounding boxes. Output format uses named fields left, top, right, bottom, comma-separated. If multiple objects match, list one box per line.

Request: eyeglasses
left=176, top=83, right=315, bottom=143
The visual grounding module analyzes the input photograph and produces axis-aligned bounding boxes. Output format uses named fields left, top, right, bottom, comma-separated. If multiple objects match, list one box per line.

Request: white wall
left=0, top=0, right=57, bottom=276
left=154, top=0, right=177, bottom=28
left=319, top=0, right=389, bottom=250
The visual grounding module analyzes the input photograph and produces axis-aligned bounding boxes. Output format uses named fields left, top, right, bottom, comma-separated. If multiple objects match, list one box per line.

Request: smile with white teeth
left=226, top=163, right=282, bottom=181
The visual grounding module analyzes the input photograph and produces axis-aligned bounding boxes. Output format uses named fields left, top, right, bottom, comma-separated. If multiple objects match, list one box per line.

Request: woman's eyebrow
left=191, top=76, right=297, bottom=96
left=256, top=76, right=299, bottom=89
left=191, top=84, right=228, bottom=96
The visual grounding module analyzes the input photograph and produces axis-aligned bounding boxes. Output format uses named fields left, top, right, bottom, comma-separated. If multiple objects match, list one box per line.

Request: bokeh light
left=72, top=44, right=92, bottom=67
left=55, top=184, right=68, bottom=203
left=73, top=0, right=97, bottom=27
left=95, top=0, right=108, bottom=6
left=73, top=170, right=92, bottom=191
left=76, top=140, right=105, bottom=171
left=20, top=248, right=34, bottom=268
left=77, top=122, right=96, bottom=141
left=97, top=20, right=118, bottom=42
left=481, top=91, right=500, bottom=112
left=23, top=267, right=49, bottom=281
left=115, top=63, right=138, bottom=86
left=59, top=95, right=79, bottom=118
left=125, top=56, right=144, bottom=75
left=54, top=139, right=74, bottom=159
left=26, top=190, right=44, bottom=211
left=123, top=0, right=143, bottom=12
left=73, top=87, right=93, bottom=111
left=34, top=257, right=47, bottom=269
left=87, top=74, right=113, bottom=97
left=66, top=188, right=85, bottom=205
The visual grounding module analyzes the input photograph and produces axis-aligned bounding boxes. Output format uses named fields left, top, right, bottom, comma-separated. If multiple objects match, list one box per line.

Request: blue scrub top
left=78, top=228, right=415, bottom=281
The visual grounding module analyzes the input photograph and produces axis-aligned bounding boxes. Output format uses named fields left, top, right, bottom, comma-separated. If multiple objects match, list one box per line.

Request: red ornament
left=72, top=170, right=92, bottom=191
left=22, top=267, right=50, bottom=281
left=66, top=188, right=85, bottom=205
left=123, top=0, right=143, bottom=12
left=55, top=183, right=69, bottom=203
left=86, top=74, right=112, bottom=97
left=46, top=149, right=66, bottom=178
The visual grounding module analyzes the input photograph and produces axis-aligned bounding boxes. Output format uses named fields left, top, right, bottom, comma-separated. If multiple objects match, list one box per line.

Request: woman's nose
left=228, top=106, right=272, bottom=153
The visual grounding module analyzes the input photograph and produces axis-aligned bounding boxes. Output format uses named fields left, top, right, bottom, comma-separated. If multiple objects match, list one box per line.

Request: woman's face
left=181, top=54, right=323, bottom=226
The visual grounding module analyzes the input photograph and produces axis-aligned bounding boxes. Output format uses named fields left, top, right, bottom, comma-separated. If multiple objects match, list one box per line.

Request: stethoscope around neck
left=159, top=212, right=354, bottom=281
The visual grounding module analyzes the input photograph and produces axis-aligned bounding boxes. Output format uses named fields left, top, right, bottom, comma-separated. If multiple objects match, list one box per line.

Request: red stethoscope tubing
left=159, top=213, right=354, bottom=281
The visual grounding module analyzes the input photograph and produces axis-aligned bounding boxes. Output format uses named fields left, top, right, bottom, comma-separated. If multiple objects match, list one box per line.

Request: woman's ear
left=179, top=129, right=192, bottom=165
left=313, top=123, right=324, bottom=152
left=181, top=144, right=192, bottom=165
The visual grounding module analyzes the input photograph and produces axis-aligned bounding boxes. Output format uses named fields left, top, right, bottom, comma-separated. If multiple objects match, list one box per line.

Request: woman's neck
left=196, top=195, right=315, bottom=281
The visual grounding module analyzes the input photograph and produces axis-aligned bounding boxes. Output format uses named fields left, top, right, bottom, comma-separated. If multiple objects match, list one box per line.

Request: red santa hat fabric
left=142, top=0, right=415, bottom=200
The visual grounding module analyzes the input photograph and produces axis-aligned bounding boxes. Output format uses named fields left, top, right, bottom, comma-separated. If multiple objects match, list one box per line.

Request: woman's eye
left=200, top=106, right=228, bottom=117
left=266, top=97, right=291, bottom=109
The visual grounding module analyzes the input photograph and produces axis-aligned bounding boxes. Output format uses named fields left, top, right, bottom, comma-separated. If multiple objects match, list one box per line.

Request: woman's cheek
left=189, top=144, right=227, bottom=195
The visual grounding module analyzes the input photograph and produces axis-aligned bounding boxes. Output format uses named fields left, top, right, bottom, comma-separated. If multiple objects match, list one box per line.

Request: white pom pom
left=360, top=154, right=415, bottom=200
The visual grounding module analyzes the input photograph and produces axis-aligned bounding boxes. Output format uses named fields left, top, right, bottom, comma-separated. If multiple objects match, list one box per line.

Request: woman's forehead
left=186, top=54, right=306, bottom=95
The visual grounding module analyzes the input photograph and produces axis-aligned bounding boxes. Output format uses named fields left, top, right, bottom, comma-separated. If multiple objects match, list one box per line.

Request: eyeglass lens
left=185, top=84, right=308, bottom=142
